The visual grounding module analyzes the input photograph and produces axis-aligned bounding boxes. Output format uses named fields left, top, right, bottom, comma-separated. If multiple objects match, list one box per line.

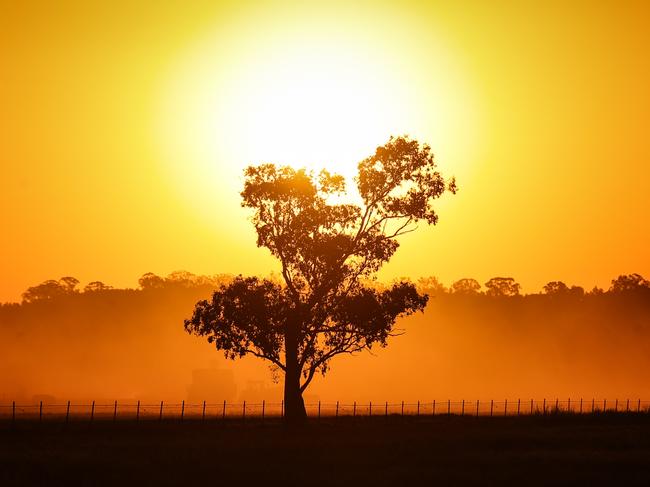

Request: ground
left=2, top=414, right=650, bottom=486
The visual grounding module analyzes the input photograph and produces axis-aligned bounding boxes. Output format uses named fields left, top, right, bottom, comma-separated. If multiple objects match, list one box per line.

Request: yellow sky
left=1, top=0, right=649, bottom=302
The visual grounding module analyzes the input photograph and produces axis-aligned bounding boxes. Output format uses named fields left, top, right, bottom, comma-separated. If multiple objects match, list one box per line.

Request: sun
left=155, top=5, right=478, bottom=227
left=223, top=40, right=426, bottom=177
left=158, top=36, right=422, bottom=187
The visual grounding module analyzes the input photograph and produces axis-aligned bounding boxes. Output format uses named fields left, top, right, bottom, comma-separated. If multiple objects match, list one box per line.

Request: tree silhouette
left=542, top=281, right=569, bottom=295
left=138, top=272, right=165, bottom=290
left=185, top=136, right=456, bottom=422
left=485, top=277, right=520, bottom=297
left=610, top=273, right=650, bottom=293
left=417, top=276, right=447, bottom=296
left=21, top=277, right=80, bottom=303
left=83, top=281, right=112, bottom=292
left=451, top=278, right=481, bottom=295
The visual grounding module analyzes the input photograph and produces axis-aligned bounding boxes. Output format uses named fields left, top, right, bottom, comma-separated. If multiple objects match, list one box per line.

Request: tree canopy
left=184, top=136, right=456, bottom=421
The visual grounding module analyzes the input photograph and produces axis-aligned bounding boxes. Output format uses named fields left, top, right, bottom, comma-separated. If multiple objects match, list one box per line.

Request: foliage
left=185, top=136, right=454, bottom=403
left=21, top=277, right=80, bottom=303
left=84, top=281, right=113, bottom=292
left=484, top=277, right=521, bottom=297
left=417, top=276, right=447, bottom=296
left=451, top=278, right=481, bottom=295
left=610, top=273, right=650, bottom=293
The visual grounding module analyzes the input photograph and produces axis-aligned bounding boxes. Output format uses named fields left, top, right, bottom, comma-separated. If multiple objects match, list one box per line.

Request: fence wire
left=1, top=398, right=649, bottom=422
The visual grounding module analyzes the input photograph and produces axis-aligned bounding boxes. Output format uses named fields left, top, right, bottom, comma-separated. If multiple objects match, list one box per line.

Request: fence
left=2, top=398, right=649, bottom=423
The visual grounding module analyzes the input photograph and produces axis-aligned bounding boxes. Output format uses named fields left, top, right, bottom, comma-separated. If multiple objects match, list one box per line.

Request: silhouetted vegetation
left=185, top=136, right=456, bottom=422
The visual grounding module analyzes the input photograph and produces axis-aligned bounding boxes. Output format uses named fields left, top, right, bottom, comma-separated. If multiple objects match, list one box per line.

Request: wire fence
left=1, top=398, right=649, bottom=423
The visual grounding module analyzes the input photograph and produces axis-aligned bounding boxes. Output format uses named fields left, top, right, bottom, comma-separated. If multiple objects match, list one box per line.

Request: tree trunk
left=284, top=320, right=307, bottom=424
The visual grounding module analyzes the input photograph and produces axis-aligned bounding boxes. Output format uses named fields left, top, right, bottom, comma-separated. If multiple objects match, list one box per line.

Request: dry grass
left=2, top=414, right=650, bottom=486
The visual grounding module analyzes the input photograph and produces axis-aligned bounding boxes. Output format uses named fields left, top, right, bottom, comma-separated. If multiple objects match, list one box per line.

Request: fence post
left=567, top=398, right=571, bottom=413
left=504, top=399, right=507, bottom=417
left=554, top=398, right=558, bottom=413
left=614, top=399, right=618, bottom=412
left=181, top=400, right=185, bottom=422
left=262, top=400, right=266, bottom=423
left=638, top=399, right=641, bottom=413
left=369, top=401, right=372, bottom=418
left=12, top=401, right=15, bottom=425
left=476, top=400, right=479, bottom=417
left=159, top=401, right=163, bottom=421
left=530, top=399, right=533, bottom=415
left=91, top=400, right=95, bottom=423
left=517, top=399, right=520, bottom=416
left=317, top=401, right=320, bottom=420
left=591, top=398, right=594, bottom=413
left=447, top=399, right=450, bottom=417
left=603, top=399, right=606, bottom=412
left=202, top=400, right=206, bottom=422
left=490, top=399, right=494, bottom=417
left=223, top=400, right=226, bottom=421
left=242, top=401, right=246, bottom=422
left=433, top=400, right=436, bottom=417
left=543, top=398, right=546, bottom=415
left=113, top=400, right=118, bottom=422
left=136, top=400, right=140, bottom=422
left=353, top=401, right=356, bottom=418
left=39, top=401, right=43, bottom=423
left=335, top=401, right=339, bottom=418
left=66, top=400, right=70, bottom=424
left=579, top=398, right=582, bottom=414
left=461, top=400, right=465, bottom=416
left=401, top=401, right=404, bottom=417
left=626, top=399, right=629, bottom=413
left=417, top=401, right=420, bottom=417
left=385, top=401, right=388, bottom=417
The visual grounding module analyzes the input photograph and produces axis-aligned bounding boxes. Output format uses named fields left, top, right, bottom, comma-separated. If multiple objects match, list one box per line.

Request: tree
left=416, top=276, right=447, bottom=296
left=485, top=277, right=520, bottom=297
left=543, top=281, right=569, bottom=295
left=609, top=273, right=650, bottom=293
left=451, top=278, right=481, bottom=295
left=84, top=281, right=112, bottom=292
left=185, top=136, right=456, bottom=423
left=21, top=277, right=80, bottom=303
left=138, top=272, right=165, bottom=290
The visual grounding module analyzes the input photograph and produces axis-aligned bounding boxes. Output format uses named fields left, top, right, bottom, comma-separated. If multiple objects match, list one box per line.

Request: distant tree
left=451, top=278, right=481, bottom=295
left=166, top=270, right=198, bottom=287
left=185, top=136, right=456, bottom=423
left=138, top=272, right=165, bottom=290
left=84, top=281, right=112, bottom=292
left=543, top=281, right=585, bottom=298
left=589, top=286, right=605, bottom=295
left=543, top=281, right=569, bottom=295
left=485, top=277, right=520, bottom=297
left=609, top=273, right=650, bottom=293
left=416, top=276, right=447, bottom=296
left=568, top=285, right=585, bottom=297
left=59, top=276, right=80, bottom=293
left=21, top=277, right=80, bottom=303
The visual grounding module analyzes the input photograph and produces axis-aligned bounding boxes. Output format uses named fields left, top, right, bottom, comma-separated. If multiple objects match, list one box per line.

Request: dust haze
left=2, top=272, right=649, bottom=405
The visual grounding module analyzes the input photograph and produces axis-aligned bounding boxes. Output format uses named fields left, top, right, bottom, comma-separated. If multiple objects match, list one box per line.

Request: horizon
left=4, top=269, right=648, bottom=305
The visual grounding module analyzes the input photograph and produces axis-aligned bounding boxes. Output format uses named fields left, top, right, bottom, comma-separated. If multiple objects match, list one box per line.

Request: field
left=2, top=414, right=650, bottom=486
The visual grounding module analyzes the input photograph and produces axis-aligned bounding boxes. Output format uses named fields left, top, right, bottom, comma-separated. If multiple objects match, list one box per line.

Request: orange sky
left=1, top=0, right=649, bottom=302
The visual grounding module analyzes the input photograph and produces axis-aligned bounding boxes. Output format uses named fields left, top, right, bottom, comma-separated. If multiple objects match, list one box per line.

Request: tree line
left=9, top=271, right=649, bottom=306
